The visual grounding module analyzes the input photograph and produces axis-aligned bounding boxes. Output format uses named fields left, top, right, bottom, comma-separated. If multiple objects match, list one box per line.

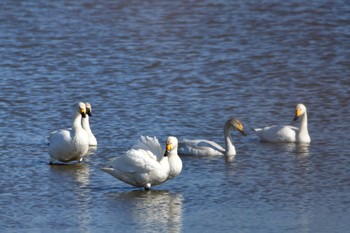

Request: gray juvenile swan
left=178, top=117, right=247, bottom=157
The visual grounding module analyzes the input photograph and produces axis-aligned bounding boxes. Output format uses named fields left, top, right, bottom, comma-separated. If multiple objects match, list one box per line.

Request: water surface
left=0, top=0, right=350, bottom=232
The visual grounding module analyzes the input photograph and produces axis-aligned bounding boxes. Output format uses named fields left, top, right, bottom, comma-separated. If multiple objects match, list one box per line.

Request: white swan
left=82, top=102, right=97, bottom=146
left=46, top=102, right=97, bottom=147
left=48, top=102, right=89, bottom=164
left=101, top=136, right=182, bottom=190
left=253, top=103, right=311, bottom=143
left=178, top=117, right=246, bottom=157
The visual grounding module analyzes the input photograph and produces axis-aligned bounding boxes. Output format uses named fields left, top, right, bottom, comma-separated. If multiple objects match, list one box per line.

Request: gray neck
left=224, top=125, right=236, bottom=156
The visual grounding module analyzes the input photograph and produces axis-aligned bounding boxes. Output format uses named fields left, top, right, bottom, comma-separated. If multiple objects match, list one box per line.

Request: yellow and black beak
left=236, top=123, right=247, bottom=136
left=293, top=108, right=301, bottom=121
left=164, top=143, right=172, bottom=157
left=80, top=108, right=87, bottom=118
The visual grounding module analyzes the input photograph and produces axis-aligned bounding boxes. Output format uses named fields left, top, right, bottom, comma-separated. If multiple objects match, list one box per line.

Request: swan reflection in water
left=255, top=142, right=310, bottom=158
left=49, top=163, right=92, bottom=232
left=280, top=143, right=310, bottom=157
left=109, top=190, right=183, bottom=233
left=49, top=163, right=91, bottom=186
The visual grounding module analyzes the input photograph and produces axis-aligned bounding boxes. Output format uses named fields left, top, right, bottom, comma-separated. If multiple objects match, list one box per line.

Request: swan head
left=78, top=102, right=87, bottom=118
left=164, top=136, right=178, bottom=157
left=226, top=118, right=247, bottom=136
left=293, top=103, right=307, bottom=121
left=85, top=102, right=92, bottom=117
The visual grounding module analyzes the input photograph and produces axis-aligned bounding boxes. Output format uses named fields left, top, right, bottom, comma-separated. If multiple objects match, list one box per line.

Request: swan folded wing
left=132, top=136, right=164, bottom=161
left=255, top=125, right=298, bottom=142
left=105, top=149, right=169, bottom=187
left=47, top=128, right=72, bottom=143
left=112, top=149, right=164, bottom=174
left=49, top=130, right=78, bottom=162
left=179, top=139, right=224, bottom=156
left=195, top=140, right=225, bottom=151
left=49, top=129, right=72, bottom=145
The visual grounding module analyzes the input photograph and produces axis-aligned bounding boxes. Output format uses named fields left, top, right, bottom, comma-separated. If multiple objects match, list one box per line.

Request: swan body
left=48, top=102, right=89, bottom=163
left=254, top=103, right=311, bottom=143
left=179, top=140, right=225, bottom=156
left=178, top=117, right=246, bottom=157
left=82, top=103, right=97, bottom=146
left=102, top=136, right=182, bottom=190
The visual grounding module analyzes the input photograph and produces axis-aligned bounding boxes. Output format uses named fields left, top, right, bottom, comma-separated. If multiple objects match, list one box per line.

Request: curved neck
left=224, top=125, right=236, bottom=156
left=81, top=115, right=92, bottom=133
left=72, top=111, right=83, bottom=130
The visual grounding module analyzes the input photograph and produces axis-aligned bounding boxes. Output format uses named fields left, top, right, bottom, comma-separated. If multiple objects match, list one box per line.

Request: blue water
left=0, top=0, right=350, bottom=232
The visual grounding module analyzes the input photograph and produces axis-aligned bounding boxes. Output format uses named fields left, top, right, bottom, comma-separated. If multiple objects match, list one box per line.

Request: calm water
left=1, top=0, right=350, bottom=232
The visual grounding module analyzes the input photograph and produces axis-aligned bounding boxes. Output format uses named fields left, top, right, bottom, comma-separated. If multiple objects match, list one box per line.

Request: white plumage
left=254, top=103, right=311, bottom=143
left=48, top=102, right=89, bottom=164
left=102, top=136, right=182, bottom=190
left=82, top=102, right=97, bottom=146
left=47, top=102, right=97, bottom=147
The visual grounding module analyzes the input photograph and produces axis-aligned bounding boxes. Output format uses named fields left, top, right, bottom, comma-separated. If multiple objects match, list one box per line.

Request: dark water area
left=0, top=0, right=349, bottom=232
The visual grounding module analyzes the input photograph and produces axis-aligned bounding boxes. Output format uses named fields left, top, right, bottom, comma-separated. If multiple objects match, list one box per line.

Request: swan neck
left=224, top=126, right=236, bottom=156
left=72, top=111, right=83, bottom=130
left=167, top=152, right=182, bottom=178
left=81, top=115, right=92, bottom=133
left=299, top=111, right=308, bottom=134
left=297, top=111, right=311, bottom=143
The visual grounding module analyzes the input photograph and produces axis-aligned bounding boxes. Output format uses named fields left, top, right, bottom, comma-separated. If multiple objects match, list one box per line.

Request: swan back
left=254, top=125, right=298, bottom=142
left=132, top=136, right=164, bottom=161
left=178, top=139, right=225, bottom=156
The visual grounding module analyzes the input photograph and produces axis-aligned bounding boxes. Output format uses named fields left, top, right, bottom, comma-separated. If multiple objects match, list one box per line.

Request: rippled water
left=1, top=0, right=350, bottom=232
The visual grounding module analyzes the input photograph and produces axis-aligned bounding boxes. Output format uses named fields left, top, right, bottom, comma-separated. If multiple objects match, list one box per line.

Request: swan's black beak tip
left=164, top=150, right=169, bottom=157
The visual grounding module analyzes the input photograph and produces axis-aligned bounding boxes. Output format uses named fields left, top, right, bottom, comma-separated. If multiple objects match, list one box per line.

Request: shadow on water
left=107, top=190, right=183, bottom=233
